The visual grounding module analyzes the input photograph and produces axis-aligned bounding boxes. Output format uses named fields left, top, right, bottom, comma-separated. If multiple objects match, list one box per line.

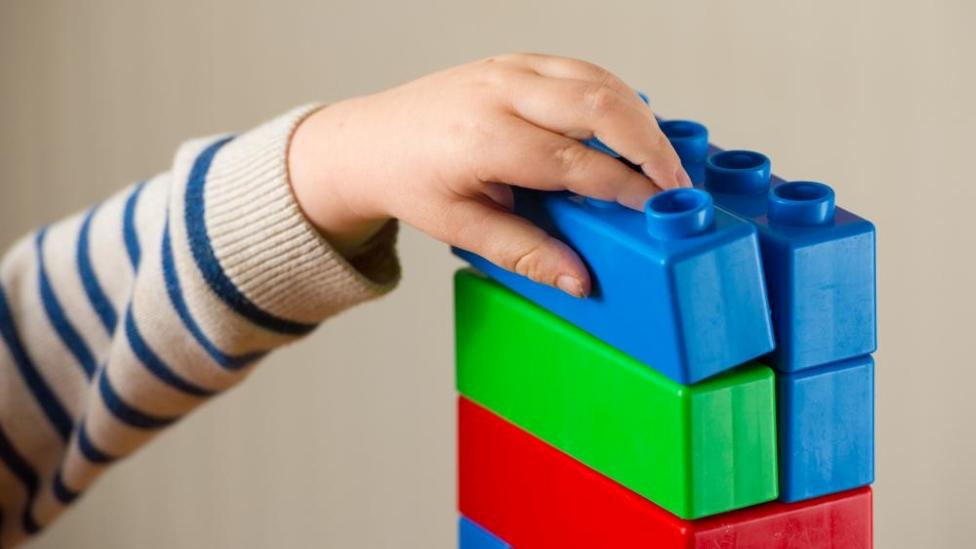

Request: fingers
left=442, top=199, right=590, bottom=297
left=517, top=54, right=642, bottom=107
left=478, top=120, right=660, bottom=210
left=505, top=71, right=691, bottom=191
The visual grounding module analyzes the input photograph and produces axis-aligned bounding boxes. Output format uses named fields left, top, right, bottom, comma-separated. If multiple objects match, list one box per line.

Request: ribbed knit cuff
left=201, top=104, right=400, bottom=325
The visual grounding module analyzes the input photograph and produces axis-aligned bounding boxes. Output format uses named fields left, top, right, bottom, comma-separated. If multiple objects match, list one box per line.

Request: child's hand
left=288, top=54, right=690, bottom=297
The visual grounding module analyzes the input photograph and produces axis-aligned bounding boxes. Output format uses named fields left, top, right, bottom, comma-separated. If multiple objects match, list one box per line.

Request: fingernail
left=556, top=275, right=585, bottom=298
left=676, top=168, right=693, bottom=188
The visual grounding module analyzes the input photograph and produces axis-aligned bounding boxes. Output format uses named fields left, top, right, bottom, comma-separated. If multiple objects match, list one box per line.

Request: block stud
left=768, top=181, right=836, bottom=226
left=705, top=150, right=771, bottom=195
left=660, top=120, right=709, bottom=166
left=644, top=188, right=714, bottom=239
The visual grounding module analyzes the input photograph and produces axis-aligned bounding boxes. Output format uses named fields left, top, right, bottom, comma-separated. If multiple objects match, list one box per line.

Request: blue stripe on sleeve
left=183, top=137, right=317, bottom=336
left=52, top=469, right=80, bottom=505
left=0, top=283, right=73, bottom=442
left=76, top=422, right=116, bottom=465
left=77, top=205, right=118, bottom=335
left=124, top=306, right=216, bottom=397
left=24, top=505, right=40, bottom=534
left=36, top=228, right=97, bottom=379
left=162, top=220, right=265, bottom=371
left=0, top=423, right=42, bottom=534
left=97, top=371, right=177, bottom=430
left=123, top=181, right=147, bottom=271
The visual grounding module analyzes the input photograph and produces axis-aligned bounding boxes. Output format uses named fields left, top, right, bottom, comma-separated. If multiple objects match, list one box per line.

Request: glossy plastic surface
left=459, top=516, right=511, bottom=549
left=459, top=397, right=874, bottom=548
left=778, top=355, right=875, bottom=502
left=663, top=121, right=877, bottom=372
left=454, top=269, right=778, bottom=519
left=452, top=188, right=774, bottom=384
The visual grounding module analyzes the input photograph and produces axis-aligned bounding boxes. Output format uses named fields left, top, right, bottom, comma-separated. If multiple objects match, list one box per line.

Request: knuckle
left=605, top=70, right=628, bottom=89
left=478, top=63, right=509, bottom=88
left=510, top=238, right=551, bottom=282
left=648, top=131, right=672, bottom=161
left=494, top=52, right=524, bottom=64
left=582, top=82, right=619, bottom=115
left=472, top=57, right=516, bottom=86
left=510, top=51, right=538, bottom=62
left=588, top=64, right=631, bottom=97
left=592, top=65, right=615, bottom=86
left=480, top=55, right=505, bottom=69
left=480, top=53, right=526, bottom=75
left=553, top=143, right=593, bottom=176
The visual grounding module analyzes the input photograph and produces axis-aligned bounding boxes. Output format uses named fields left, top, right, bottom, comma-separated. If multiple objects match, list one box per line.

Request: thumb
left=444, top=199, right=590, bottom=297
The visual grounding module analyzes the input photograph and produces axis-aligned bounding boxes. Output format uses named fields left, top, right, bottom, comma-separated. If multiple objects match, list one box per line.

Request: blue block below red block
left=778, top=355, right=875, bottom=502
left=459, top=516, right=511, bottom=549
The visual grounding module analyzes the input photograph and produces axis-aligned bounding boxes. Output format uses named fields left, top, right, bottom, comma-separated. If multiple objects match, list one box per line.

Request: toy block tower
left=452, top=115, right=876, bottom=548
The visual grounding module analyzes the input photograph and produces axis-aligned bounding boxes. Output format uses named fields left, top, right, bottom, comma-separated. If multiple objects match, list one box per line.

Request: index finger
left=507, top=72, right=691, bottom=191
left=517, top=54, right=647, bottom=109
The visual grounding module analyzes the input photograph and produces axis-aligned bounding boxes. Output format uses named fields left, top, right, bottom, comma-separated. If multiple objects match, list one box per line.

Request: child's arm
left=0, top=54, right=685, bottom=546
left=0, top=105, right=398, bottom=546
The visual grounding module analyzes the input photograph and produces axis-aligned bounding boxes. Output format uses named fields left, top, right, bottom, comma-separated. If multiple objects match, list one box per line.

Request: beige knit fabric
left=0, top=104, right=399, bottom=547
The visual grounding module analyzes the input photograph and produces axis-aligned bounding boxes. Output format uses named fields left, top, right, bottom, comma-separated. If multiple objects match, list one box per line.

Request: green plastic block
left=454, top=269, right=778, bottom=519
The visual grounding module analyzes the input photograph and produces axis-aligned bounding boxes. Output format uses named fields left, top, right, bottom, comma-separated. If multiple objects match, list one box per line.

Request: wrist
left=288, top=102, right=389, bottom=258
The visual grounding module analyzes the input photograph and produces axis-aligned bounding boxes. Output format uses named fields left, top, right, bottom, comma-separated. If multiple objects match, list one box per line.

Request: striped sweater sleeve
left=0, top=104, right=400, bottom=547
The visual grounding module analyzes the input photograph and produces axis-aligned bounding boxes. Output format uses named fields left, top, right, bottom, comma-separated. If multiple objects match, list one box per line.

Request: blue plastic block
left=777, top=355, right=875, bottom=502
left=459, top=516, right=511, bottom=549
left=660, top=119, right=877, bottom=372
left=453, top=187, right=774, bottom=385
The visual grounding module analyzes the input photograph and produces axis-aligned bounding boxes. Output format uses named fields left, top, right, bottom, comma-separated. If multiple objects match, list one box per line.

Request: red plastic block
left=458, top=397, right=872, bottom=548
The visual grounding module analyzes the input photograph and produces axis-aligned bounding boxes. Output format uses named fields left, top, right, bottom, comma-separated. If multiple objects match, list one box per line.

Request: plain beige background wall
left=1, top=0, right=973, bottom=547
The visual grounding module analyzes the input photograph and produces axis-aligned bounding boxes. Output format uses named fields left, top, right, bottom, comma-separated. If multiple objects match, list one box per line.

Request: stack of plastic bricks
left=451, top=115, right=876, bottom=548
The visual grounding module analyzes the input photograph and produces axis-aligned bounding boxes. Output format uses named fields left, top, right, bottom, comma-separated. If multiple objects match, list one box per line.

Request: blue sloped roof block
left=453, top=185, right=775, bottom=385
